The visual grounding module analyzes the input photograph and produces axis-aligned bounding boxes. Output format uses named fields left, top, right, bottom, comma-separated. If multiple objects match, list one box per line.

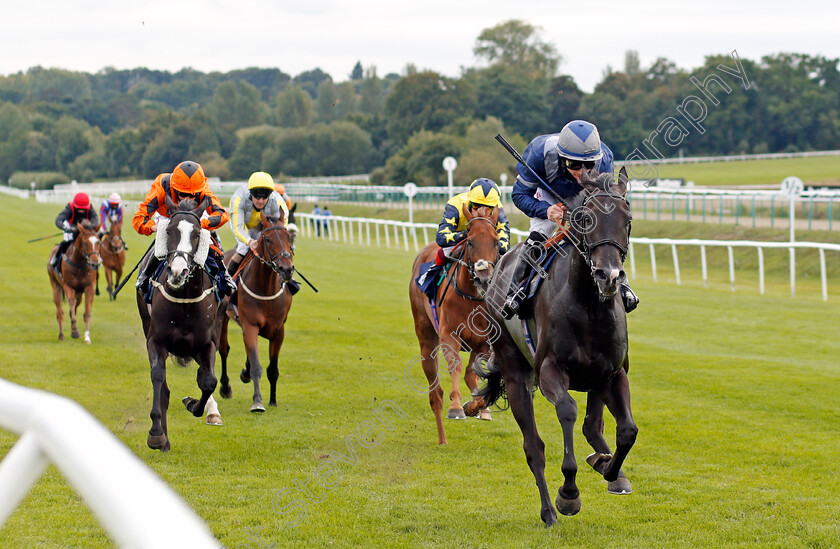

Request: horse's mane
left=80, top=219, right=95, bottom=231
left=176, top=198, right=199, bottom=211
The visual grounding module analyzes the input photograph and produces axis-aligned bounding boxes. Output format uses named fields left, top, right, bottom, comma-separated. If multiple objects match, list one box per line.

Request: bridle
left=253, top=224, right=293, bottom=276
left=447, top=215, right=499, bottom=301
left=72, top=230, right=101, bottom=269
left=164, top=210, right=204, bottom=281
left=574, top=190, right=632, bottom=267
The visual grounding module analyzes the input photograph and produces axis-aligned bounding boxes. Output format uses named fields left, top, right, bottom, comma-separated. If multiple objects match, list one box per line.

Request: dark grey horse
left=479, top=167, right=637, bottom=526
left=137, top=196, right=220, bottom=452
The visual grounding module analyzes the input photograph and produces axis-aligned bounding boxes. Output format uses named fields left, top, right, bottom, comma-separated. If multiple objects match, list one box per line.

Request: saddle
left=515, top=243, right=566, bottom=319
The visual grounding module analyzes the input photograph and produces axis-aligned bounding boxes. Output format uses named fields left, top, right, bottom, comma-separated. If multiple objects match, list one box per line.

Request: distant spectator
left=312, top=204, right=322, bottom=237
left=322, top=205, right=332, bottom=238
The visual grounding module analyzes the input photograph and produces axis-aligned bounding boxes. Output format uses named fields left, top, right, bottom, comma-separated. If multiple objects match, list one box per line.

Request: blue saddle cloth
left=415, top=261, right=444, bottom=301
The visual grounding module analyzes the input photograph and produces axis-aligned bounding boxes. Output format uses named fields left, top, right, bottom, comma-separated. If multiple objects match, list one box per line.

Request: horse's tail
left=474, top=354, right=507, bottom=409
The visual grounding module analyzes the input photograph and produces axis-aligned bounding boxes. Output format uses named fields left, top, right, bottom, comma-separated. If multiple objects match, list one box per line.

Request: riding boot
left=135, top=254, right=161, bottom=296
left=620, top=281, right=639, bottom=313
left=53, top=239, right=72, bottom=271
left=225, top=256, right=242, bottom=303
left=501, top=233, right=546, bottom=320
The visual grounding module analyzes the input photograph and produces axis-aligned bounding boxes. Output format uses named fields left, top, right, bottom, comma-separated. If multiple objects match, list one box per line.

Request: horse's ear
left=579, top=168, right=598, bottom=190
left=462, top=203, right=474, bottom=221
left=277, top=207, right=286, bottom=225
left=615, top=166, right=629, bottom=195
left=195, top=195, right=211, bottom=214
left=290, top=203, right=297, bottom=215
left=164, top=193, right=177, bottom=213
left=260, top=210, right=269, bottom=227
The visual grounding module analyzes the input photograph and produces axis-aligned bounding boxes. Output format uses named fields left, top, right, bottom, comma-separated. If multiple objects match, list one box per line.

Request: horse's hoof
left=555, top=494, right=582, bottom=516
left=71, top=330, right=80, bottom=339
left=206, top=413, right=223, bottom=426
left=182, top=396, right=202, bottom=417
left=219, top=385, right=232, bottom=399
left=446, top=408, right=466, bottom=420
left=95, top=288, right=100, bottom=296
left=478, top=408, right=492, bottom=421
left=147, top=433, right=169, bottom=451
left=269, top=400, right=277, bottom=407
left=608, top=471, right=632, bottom=495
left=586, top=452, right=612, bottom=475
left=240, top=369, right=251, bottom=383
left=541, top=508, right=558, bottom=527
left=462, top=401, right=480, bottom=417
left=251, top=402, right=265, bottom=413
left=84, top=333, right=91, bottom=344
left=58, top=334, right=64, bottom=341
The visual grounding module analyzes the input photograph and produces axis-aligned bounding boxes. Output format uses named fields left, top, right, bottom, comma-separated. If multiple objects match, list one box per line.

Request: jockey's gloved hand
left=63, top=231, right=75, bottom=242
left=62, top=220, right=71, bottom=230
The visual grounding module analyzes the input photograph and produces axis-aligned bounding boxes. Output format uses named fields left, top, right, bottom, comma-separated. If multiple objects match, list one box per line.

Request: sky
left=1, top=0, right=838, bottom=93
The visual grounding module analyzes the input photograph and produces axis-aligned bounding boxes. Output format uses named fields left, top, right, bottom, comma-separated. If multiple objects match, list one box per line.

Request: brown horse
left=479, top=168, right=636, bottom=525
left=48, top=221, right=101, bottom=343
left=408, top=205, right=500, bottom=445
left=217, top=210, right=295, bottom=412
left=136, top=196, right=221, bottom=452
left=98, top=219, right=126, bottom=300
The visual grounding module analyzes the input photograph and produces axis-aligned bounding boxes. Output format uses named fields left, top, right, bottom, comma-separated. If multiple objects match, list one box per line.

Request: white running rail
left=0, top=378, right=219, bottom=548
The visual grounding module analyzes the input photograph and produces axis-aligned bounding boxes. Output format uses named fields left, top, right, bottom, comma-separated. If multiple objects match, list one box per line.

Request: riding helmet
left=248, top=171, right=275, bottom=192
left=467, top=178, right=502, bottom=208
left=108, top=192, right=121, bottom=205
left=557, top=120, right=603, bottom=162
left=170, top=161, right=207, bottom=195
left=72, top=192, right=91, bottom=209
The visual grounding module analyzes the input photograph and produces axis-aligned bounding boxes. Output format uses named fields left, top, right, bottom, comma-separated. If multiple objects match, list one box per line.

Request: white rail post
left=758, top=247, right=765, bottom=295
left=394, top=225, right=400, bottom=249
left=701, top=245, right=708, bottom=288
left=366, top=221, right=371, bottom=246
left=384, top=223, right=390, bottom=248
left=411, top=226, right=419, bottom=252
left=649, top=244, right=657, bottom=283
left=376, top=223, right=381, bottom=247
left=819, top=248, right=827, bottom=301
left=0, top=432, right=49, bottom=525
left=422, top=227, right=429, bottom=245
left=402, top=225, right=410, bottom=252
left=789, top=248, right=796, bottom=297
left=628, top=242, right=636, bottom=280
left=727, top=246, right=735, bottom=291
left=671, top=244, right=681, bottom=286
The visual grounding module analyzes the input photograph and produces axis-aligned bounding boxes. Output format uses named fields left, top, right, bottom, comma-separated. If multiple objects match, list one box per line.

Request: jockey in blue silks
left=500, top=120, right=639, bottom=319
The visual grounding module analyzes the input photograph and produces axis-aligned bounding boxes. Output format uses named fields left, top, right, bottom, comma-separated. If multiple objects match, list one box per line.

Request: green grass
left=1, top=196, right=839, bottom=548
left=622, top=154, right=840, bottom=187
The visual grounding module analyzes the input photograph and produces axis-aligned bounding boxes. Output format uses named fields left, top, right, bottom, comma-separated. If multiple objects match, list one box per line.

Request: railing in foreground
left=0, top=378, right=219, bottom=548
left=295, top=213, right=840, bottom=301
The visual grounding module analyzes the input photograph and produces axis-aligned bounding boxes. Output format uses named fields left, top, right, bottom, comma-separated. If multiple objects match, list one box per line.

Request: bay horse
left=478, top=167, right=636, bottom=525
left=98, top=218, right=126, bottom=300
left=136, top=196, right=221, bottom=452
left=47, top=220, right=101, bottom=343
left=408, top=204, right=500, bottom=445
left=217, top=210, right=295, bottom=412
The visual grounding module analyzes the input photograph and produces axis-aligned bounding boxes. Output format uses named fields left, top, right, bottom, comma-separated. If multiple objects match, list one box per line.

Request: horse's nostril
left=593, top=269, right=608, bottom=281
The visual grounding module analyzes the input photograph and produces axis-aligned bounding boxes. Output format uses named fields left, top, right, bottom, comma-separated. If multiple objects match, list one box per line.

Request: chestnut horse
left=136, top=196, right=221, bottom=452
left=479, top=168, right=636, bottom=525
left=217, top=210, right=295, bottom=412
left=48, top=220, right=101, bottom=343
left=98, top=219, right=126, bottom=300
left=408, top=204, right=500, bottom=445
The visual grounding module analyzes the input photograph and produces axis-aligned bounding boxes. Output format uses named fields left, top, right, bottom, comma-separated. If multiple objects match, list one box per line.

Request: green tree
left=316, top=79, right=338, bottom=123
left=227, top=128, right=277, bottom=179
left=473, top=20, right=561, bottom=78
left=350, top=61, right=364, bottom=81
left=359, top=67, right=384, bottom=114
left=373, top=131, right=462, bottom=186
left=273, top=84, right=313, bottom=128
left=474, top=65, right=551, bottom=138
left=336, top=82, right=358, bottom=118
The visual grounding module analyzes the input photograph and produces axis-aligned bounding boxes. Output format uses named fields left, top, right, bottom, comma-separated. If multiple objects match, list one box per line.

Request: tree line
left=1, top=20, right=837, bottom=188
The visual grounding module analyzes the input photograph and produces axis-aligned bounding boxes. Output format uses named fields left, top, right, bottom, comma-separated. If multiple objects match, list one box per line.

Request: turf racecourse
left=1, top=196, right=839, bottom=548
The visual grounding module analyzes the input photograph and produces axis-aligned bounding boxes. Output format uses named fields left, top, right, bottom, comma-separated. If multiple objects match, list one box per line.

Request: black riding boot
left=501, top=233, right=546, bottom=320
left=620, top=281, right=639, bottom=313
left=135, top=254, right=161, bottom=296
left=52, top=239, right=72, bottom=271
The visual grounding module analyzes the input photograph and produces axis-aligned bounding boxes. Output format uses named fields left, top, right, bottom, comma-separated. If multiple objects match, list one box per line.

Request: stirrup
left=501, top=297, right=520, bottom=320
left=621, top=284, right=639, bottom=313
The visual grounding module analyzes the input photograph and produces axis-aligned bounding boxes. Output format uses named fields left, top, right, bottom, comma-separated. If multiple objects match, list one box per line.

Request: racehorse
left=408, top=204, right=500, bottom=445
left=217, top=210, right=295, bottom=412
left=479, top=167, right=636, bottom=525
left=136, top=196, right=221, bottom=452
left=98, top=218, right=126, bottom=300
left=48, top=220, right=101, bottom=343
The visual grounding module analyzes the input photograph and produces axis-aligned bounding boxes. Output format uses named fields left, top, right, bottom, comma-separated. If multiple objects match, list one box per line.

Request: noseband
left=254, top=225, right=293, bottom=276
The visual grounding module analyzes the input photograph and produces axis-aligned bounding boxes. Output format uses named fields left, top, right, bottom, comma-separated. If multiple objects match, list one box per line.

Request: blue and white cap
left=557, top=120, right=603, bottom=162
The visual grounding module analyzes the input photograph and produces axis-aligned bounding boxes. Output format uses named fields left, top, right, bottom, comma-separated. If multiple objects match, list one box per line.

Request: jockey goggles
left=565, top=159, right=596, bottom=171
left=250, top=188, right=272, bottom=200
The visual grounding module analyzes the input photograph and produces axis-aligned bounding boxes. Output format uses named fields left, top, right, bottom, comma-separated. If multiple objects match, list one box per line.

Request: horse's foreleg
left=103, top=266, right=113, bottom=300
left=583, top=393, right=632, bottom=494
left=65, top=285, right=80, bottom=338
left=598, top=368, right=637, bottom=487
left=463, top=347, right=491, bottom=419
left=267, top=327, right=285, bottom=407
left=187, top=343, right=218, bottom=418
left=82, top=286, right=94, bottom=344
left=242, top=323, right=264, bottom=412
left=505, top=365, right=556, bottom=526
left=218, top=314, right=232, bottom=398
left=147, top=341, right=170, bottom=451
left=51, top=280, right=64, bottom=341
left=540, top=364, right=581, bottom=517
left=437, top=336, right=466, bottom=420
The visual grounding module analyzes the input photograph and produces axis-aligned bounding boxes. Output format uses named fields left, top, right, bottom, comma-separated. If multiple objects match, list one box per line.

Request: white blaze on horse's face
left=168, top=219, right=195, bottom=282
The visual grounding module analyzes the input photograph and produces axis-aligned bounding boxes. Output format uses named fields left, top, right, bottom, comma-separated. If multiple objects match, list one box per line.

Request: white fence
left=622, top=148, right=840, bottom=165
left=0, top=378, right=219, bottom=548
left=296, top=213, right=840, bottom=301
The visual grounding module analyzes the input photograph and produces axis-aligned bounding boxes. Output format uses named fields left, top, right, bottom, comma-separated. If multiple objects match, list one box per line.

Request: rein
left=578, top=191, right=631, bottom=264
left=236, top=223, right=293, bottom=300
left=441, top=215, right=499, bottom=303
